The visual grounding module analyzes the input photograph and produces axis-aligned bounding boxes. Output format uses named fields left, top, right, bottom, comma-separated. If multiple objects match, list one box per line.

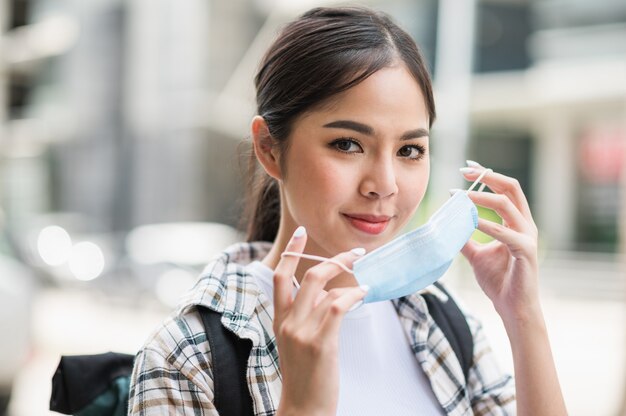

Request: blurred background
left=0, top=0, right=624, bottom=415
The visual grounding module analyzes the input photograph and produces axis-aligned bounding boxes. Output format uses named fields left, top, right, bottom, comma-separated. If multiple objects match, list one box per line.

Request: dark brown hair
left=244, top=6, right=436, bottom=242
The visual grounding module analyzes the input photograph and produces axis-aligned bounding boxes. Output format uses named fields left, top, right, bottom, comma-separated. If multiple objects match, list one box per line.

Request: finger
left=466, top=191, right=532, bottom=234
left=460, top=166, right=533, bottom=221
left=305, top=287, right=356, bottom=329
left=461, top=238, right=501, bottom=261
left=476, top=218, right=535, bottom=259
left=291, top=248, right=364, bottom=321
left=273, top=226, right=307, bottom=323
left=460, top=239, right=479, bottom=262
left=317, top=287, right=368, bottom=338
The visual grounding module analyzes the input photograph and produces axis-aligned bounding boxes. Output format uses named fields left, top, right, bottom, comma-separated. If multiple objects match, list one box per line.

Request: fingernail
left=466, top=160, right=482, bottom=168
left=359, top=285, right=370, bottom=293
left=293, top=226, right=306, bottom=238
left=351, top=247, right=366, bottom=256
left=459, top=167, right=475, bottom=174
left=449, top=188, right=461, bottom=195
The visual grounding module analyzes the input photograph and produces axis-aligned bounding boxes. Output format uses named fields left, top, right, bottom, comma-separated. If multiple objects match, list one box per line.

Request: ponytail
left=242, top=150, right=280, bottom=242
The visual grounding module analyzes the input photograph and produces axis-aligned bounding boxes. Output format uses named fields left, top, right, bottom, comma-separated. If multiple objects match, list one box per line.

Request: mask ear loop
left=280, top=252, right=355, bottom=289
left=280, top=252, right=355, bottom=274
left=279, top=252, right=363, bottom=311
left=466, top=168, right=492, bottom=193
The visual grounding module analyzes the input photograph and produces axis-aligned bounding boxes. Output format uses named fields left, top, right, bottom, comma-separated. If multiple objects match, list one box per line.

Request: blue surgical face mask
left=282, top=169, right=491, bottom=303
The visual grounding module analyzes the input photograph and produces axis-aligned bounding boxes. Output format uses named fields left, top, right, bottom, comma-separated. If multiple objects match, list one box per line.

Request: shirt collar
left=177, top=241, right=273, bottom=336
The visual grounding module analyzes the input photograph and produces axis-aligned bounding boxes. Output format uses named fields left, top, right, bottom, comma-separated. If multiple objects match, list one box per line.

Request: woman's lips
left=343, top=213, right=391, bottom=235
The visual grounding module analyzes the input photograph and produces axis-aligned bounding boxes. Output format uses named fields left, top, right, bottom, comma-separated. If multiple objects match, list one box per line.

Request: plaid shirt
left=128, top=242, right=515, bottom=415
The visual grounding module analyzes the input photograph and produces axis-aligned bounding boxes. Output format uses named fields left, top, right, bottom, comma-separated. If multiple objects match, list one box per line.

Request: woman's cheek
left=399, top=178, right=428, bottom=217
left=315, top=161, right=351, bottom=194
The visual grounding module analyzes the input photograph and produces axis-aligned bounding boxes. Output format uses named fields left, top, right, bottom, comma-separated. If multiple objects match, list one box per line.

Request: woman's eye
left=332, top=138, right=362, bottom=153
left=398, top=145, right=425, bottom=159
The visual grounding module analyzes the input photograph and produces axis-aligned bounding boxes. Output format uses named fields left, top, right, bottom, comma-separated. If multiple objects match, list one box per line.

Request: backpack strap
left=422, top=282, right=474, bottom=382
left=198, top=306, right=254, bottom=416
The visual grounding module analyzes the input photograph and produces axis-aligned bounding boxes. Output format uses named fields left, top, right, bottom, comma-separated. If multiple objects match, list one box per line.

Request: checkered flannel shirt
left=128, top=242, right=515, bottom=415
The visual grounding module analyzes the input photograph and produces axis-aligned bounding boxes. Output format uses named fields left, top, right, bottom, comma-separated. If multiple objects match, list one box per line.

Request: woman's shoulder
left=136, top=306, right=210, bottom=373
left=129, top=307, right=217, bottom=414
left=173, top=240, right=272, bottom=317
left=135, top=241, right=274, bottom=370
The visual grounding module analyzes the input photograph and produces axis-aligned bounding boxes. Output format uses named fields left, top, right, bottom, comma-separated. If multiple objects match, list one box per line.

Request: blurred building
left=0, top=0, right=625, bottom=285
left=1, top=0, right=253, bottom=237
left=470, top=0, right=626, bottom=256
left=1, top=1, right=625, bottom=414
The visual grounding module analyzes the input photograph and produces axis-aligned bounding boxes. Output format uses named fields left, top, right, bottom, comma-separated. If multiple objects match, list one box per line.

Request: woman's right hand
left=273, top=226, right=367, bottom=416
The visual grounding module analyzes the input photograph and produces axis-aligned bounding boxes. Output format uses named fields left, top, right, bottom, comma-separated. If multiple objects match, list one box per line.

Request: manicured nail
left=293, top=226, right=306, bottom=238
left=351, top=247, right=366, bottom=256
left=359, top=285, right=370, bottom=293
left=459, top=167, right=475, bottom=174
left=466, top=160, right=482, bottom=168
left=449, top=188, right=462, bottom=195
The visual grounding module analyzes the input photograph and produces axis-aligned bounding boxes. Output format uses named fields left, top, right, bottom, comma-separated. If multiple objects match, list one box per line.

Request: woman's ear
left=251, top=116, right=283, bottom=180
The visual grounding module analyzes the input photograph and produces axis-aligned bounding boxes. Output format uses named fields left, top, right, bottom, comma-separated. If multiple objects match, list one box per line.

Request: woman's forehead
left=296, top=67, right=429, bottom=130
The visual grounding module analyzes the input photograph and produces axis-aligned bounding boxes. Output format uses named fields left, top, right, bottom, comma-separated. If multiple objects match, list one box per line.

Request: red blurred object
left=579, top=127, right=626, bottom=183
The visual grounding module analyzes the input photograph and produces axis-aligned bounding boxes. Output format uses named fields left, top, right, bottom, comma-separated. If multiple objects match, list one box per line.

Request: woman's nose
left=359, top=158, right=399, bottom=199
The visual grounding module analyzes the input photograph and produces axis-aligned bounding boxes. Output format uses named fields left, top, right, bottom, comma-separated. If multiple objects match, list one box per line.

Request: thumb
left=460, top=239, right=479, bottom=262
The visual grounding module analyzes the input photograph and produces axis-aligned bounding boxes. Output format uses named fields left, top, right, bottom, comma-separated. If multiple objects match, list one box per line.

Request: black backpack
left=50, top=283, right=472, bottom=416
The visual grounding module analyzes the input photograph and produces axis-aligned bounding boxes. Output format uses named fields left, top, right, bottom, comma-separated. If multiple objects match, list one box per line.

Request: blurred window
left=533, top=0, right=626, bottom=30
left=575, top=126, right=625, bottom=252
left=474, top=2, right=532, bottom=73
left=468, top=127, right=533, bottom=206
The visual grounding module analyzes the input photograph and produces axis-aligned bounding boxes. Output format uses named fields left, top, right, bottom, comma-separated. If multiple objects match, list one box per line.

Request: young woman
left=128, top=6, right=567, bottom=416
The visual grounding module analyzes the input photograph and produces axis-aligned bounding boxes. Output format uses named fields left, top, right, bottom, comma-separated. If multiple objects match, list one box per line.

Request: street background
left=1, top=0, right=625, bottom=415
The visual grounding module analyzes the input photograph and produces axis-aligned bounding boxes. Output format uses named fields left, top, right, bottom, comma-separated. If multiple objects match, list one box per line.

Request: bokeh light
left=68, top=241, right=105, bottom=281
left=37, top=225, right=72, bottom=266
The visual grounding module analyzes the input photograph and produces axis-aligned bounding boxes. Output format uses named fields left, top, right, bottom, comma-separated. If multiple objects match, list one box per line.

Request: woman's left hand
left=459, top=164, right=541, bottom=323
left=460, top=163, right=569, bottom=416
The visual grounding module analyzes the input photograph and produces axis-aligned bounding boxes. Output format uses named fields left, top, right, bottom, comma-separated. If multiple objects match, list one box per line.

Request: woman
left=128, top=6, right=567, bottom=415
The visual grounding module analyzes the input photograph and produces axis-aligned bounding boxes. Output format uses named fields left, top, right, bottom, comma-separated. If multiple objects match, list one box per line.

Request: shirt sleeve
left=465, top=314, right=516, bottom=415
left=127, top=314, right=218, bottom=416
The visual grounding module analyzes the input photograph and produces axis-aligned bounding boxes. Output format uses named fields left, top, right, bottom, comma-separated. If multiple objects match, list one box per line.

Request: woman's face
left=279, top=64, right=430, bottom=257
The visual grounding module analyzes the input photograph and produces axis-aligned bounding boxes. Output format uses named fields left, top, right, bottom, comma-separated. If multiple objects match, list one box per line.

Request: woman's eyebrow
left=322, top=119, right=428, bottom=141
left=399, top=128, right=429, bottom=141
left=323, top=120, right=373, bottom=135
